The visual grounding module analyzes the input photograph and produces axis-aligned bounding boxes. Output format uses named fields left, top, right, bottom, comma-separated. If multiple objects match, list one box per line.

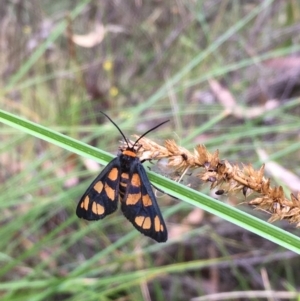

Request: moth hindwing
left=76, top=111, right=169, bottom=243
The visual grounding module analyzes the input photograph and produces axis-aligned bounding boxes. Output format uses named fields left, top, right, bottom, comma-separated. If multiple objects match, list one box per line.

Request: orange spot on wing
left=142, top=194, right=152, bottom=206
left=154, top=215, right=160, bottom=232
left=108, top=168, right=119, bottom=181
left=92, top=202, right=105, bottom=215
left=122, top=150, right=136, bottom=157
left=105, top=183, right=115, bottom=201
left=143, top=217, right=151, bottom=229
left=82, top=196, right=89, bottom=210
left=135, top=216, right=145, bottom=227
left=131, top=174, right=141, bottom=187
left=126, top=193, right=141, bottom=205
left=94, top=181, right=103, bottom=193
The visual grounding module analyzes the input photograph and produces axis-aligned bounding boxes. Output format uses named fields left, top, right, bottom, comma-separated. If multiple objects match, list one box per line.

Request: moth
left=76, top=112, right=168, bottom=242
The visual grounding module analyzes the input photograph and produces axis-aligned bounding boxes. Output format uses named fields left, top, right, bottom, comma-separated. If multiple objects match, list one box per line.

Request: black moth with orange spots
left=76, top=112, right=169, bottom=242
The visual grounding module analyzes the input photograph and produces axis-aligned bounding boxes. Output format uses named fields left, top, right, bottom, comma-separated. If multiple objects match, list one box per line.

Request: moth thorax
left=120, top=154, right=135, bottom=170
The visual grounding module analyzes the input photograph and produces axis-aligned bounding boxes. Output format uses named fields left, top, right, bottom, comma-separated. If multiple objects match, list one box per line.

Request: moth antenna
left=99, top=111, right=129, bottom=146
left=100, top=111, right=169, bottom=149
left=133, top=119, right=169, bottom=148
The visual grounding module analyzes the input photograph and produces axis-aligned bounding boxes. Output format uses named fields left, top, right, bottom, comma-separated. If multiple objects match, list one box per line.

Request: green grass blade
left=149, top=173, right=300, bottom=254
left=1, top=109, right=299, bottom=254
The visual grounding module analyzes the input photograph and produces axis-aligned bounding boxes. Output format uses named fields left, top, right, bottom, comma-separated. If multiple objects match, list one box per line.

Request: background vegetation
left=1, top=0, right=300, bottom=300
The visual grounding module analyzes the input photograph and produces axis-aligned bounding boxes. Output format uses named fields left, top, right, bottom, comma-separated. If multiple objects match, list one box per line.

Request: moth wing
left=121, top=162, right=167, bottom=242
left=76, top=157, right=120, bottom=220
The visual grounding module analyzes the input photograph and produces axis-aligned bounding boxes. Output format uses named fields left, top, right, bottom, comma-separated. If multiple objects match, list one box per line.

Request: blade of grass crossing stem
left=0, top=109, right=300, bottom=254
